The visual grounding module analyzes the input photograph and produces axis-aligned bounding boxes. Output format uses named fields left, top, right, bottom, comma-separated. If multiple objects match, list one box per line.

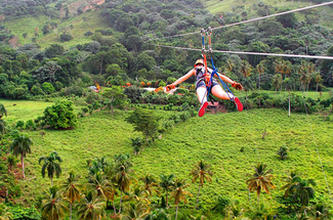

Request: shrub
left=126, top=108, right=160, bottom=142
left=85, top=91, right=103, bottom=104
left=131, top=137, right=144, bottom=155
left=42, top=100, right=77, bottom=129
left=277, top=146, right=288, bottom=160
left=16, top=120, right=25, bottom=129
left=60, top=32, right=73, bottom=42
left=124, top=86, right=146, bottom=104
left=62, top=86, right=85, bottom=97
left=42, top=82, right=55, bottom=94
left=31, top=85, right=44, bottom=96
left=25, top=120, right=36, bottom=130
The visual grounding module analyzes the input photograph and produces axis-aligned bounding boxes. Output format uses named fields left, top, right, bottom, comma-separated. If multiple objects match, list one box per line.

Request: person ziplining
left=166, top=28, right=243, bottom=117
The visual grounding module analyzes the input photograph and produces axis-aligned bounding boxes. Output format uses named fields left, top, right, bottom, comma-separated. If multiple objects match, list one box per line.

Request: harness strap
left=206, top=56, right=234, bottom=101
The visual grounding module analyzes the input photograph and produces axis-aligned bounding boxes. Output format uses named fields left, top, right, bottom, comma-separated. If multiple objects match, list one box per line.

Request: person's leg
left=196, top=86, right=207, bottom=104
left=196, top=86, right=209, bottom=117
left=211, top=85, right=243, bottom=111
left=211, top=84, right=234, bottom=100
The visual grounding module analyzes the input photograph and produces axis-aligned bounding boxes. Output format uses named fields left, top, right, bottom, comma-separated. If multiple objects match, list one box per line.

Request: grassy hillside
left=3, top=101, right=330, bottom=213
left=203, top=0, right=333, bottom=29
left=3, top=0, right=333, bottom=49
left=3, top=10, right=109, bottom=49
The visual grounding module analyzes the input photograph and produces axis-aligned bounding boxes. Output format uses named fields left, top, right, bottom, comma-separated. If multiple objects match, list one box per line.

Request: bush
left=62, top=86, right=85, bottom=97
left=25, top=120, right=36, bottom=130
left=31, top=85, right=44, bottom=96
left=85, top=91, right=103, bottom=104
left=16, top=120, right=25, bottom=129
left=42, top=82, right=55, bottom=94
left=60, top=32, right=73, bottom=42
left=7, top=206, right=41, bottom=220
left=42, top=100, right=77, bottom=129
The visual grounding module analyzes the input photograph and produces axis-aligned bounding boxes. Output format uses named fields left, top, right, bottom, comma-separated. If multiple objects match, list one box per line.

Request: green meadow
left=2, top=98, right=332, bottom=211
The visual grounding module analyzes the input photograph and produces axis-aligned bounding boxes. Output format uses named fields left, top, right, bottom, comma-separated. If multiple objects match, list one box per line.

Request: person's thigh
left=211, top=84, right=231, bottom=100
left=196, top=86, right=207, bottom=103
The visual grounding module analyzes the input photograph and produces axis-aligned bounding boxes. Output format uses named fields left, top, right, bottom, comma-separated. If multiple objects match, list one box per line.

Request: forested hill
left=0, top=0, right=333, bottom=100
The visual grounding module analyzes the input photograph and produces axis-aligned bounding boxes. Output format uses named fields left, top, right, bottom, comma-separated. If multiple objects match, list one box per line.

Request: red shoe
left=198, top=101, right=208, bottom=117
left=234, top=97, right=243, bottom=112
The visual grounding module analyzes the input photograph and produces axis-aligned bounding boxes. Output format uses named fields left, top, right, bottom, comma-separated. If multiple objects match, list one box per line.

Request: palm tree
left=41, top=186, right=67, bottom=220
left=299, top=61, right=315, bottom=91
left=314, top=72, right=323, bottom=91
left=274, top=59, right=292, bottom=80
left=39, top=151, right=62, bottom=186
left=159, top=174, right=175, bottom=208
left=256, top=62, right=265, bottom=90
left=76, top=192, right=105, bottom=220
left=62, top=172, right=81, bottom=220
left=89, top=173, right=117, bottom=214
left=172, top=179, right=191, bottom=220
left=121, top=202, right=151, bottom=220
left=272, top=74, right=283, bottom=91
left=0, top=104, right=7, bottom=119
left=246, top=163, right=275, bottom=205
left=140, top=174, right=158, bottom=197
left=114, top=164, right=132, bottom=214
left=282, top=173, right=315, bottom=207
left=10, top=134, right=32, bottom=178
left=240, top=60, right=253, bottom=90
left=190, top=160, right=213, bottom=209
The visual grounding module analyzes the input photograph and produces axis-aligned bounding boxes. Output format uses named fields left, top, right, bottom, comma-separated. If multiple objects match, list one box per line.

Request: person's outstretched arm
left=169, top=69, right=195, bottom=87
left=210, top=68, right=243, bottom=90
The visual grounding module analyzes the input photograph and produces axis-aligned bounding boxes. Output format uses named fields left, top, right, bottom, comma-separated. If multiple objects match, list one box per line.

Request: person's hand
left=166, top=84, right=176, bottom=91
left=232, top=82, right=243, bottom=90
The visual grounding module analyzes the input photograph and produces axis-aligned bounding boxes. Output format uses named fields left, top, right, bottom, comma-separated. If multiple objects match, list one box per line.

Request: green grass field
left=2, top=97, right=331, bottom=215
left=0, top=99, right=53, bottom=123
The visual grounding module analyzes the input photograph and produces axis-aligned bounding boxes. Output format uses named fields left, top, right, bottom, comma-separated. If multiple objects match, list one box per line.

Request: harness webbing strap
left=206, top=56, right=234, bottom=101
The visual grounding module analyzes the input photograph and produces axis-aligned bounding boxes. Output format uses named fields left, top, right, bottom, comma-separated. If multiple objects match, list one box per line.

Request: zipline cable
left=146, top=1, right=333, bottom=42
left=152, top=44, right=333, bottom=60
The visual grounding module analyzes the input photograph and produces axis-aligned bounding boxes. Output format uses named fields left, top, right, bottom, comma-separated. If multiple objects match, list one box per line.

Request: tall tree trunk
left=119, top=191, right=123, bottom=214
left=21, top=154, right=25, bottom=178
left=69, top=203, right=72, bottom=220
left=175, top=205, right=179, bottom=220
left=195, top=184, right=201, bottom=209
left=166, top=191, right=168, bottom=208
